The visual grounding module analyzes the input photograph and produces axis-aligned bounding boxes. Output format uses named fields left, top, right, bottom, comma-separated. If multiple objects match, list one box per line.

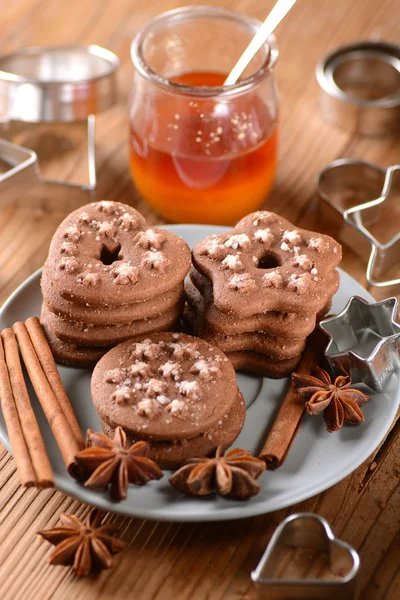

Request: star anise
left=37, top=509, right=127, bottom=577
left=292, top=366, right=370, bottom=432
left=169, top=446, right=266, bottom=500
left=74, top=426, right=163, bottom=501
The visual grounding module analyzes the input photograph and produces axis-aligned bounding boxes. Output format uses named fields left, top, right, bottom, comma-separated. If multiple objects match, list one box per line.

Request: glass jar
left=129, top=6, right=279, bottom=225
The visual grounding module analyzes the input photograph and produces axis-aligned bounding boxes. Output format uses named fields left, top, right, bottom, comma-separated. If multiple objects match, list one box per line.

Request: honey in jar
left=130, top=7, right=279, bottom=224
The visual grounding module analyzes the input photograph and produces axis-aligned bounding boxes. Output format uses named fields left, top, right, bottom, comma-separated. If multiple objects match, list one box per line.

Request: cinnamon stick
left=25, top=317, right=83, bottom=449
left=1, top=328, right=54, bottom=487
left=0, top=337, right=36, bottom=486
left=259, top=329, right=328, bottom=469
left=13, top=321, right=80, bottom=472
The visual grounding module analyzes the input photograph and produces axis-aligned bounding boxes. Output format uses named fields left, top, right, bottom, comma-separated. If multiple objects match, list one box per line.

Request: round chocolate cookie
left=42, top=301, right=182, bottom=347
left=91, top=333, right=243, bottom=458
left=42, top=264, right=184, bottom=324
left=101, top=391, right=246, bottom=469
left=41, top=311, right=107, bottom=368
left=44, top=201, right=191, bottom=306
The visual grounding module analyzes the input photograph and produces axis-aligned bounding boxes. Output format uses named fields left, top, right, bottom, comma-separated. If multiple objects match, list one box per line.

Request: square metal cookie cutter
left=320, top=296, right=400, bottom=392
left=251, top=512, right=360, bottom=599
left=0, top=44, right=119, bottom=209
left=317, top=159, right=400, bottom=295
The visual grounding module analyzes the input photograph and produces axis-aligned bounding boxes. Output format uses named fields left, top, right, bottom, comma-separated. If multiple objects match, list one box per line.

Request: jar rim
left=131, top=5, right=278, bottom=97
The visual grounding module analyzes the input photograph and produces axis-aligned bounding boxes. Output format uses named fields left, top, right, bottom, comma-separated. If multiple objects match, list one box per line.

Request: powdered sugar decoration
left=58, top=257, right=79, bottom=273
left=105, top=368, right=127, bottom=384
left=60, top=242, right=76, bottom=256
left=97, top=200, right=119, bottom=215
left=308, top=237, right=325, bottom=252
left=227, top=272, right=257, bottom=293
left=77, top=212, right=90, bottom=224
left=112, top=386, right=132, bottom=405
left=287, top=273, right=310, bottom=294
left=137, top=397, right=157, bottom=417
left=118, top=212, right=138, bottom=232
left=130, top=340, right=160, bottom=361
left=155, top=394, right=170, bottom=406
left=63, top=226, right=81, bottom=242
left=136, top=229, right=165, bottom=250
left=282, top=230, right=302, bottom=245
left=166, top=399, right=187, bottom=416
left=178, top=380, right=201, bottom=400
left=169, top=342, right=199, bottom=360
left=158, top=361, right=182, bottom=381
left=262, top=271, right=283, bottom=289
left=224, top=233, right=250, bottom=250
left=199, top=237, right=228, bottom=260
left=96, top=221, right=115, bottom=239
left=112, top=262, right=139, bottom=285
left=128, top=361, right=150, bottom=378
left=280, top=242, right=292, bottom=252
left=220, top=254, right=244, bottom=271
left=77, top=271, right=101, bottom=286
left=141, top=250, right=170, bottom=271
left=190, top=360, right=221, bottom=381
left=254, top=228, right=274, bottom=244
left=252, top=211, right=274, bottom=227
left=293, top=254, right=313, bottom=271
left=143, top=378, right=167, bottom=397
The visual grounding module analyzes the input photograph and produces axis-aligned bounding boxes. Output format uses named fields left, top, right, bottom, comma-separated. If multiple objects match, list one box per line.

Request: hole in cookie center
left=100, top=243, right=122, bottom=265
left=256, top=253, right=281, bottom=270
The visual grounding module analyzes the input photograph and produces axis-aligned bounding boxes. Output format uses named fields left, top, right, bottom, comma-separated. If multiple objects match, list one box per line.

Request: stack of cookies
left=41, top=201, right=191, bottom=368
left=91, top=332, right=246, bottom=468
left=185, top=211, right=342, bottom=378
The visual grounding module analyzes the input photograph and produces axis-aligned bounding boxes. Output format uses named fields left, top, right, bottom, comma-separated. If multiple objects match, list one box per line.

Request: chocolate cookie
left=100, top=391, right=246, bottom=468
left=42, top=302, right=182, bottom=348
left=44, top=201, right=191, bottom=306
left=41, top=311, right=107, bottom=368
left=192, top=211, right=342, bottom=317
left=226, top=350, right=302, bottom=378
left=42, top=265, right=184, bottom=325
left=91, top=332, right=239, bottom=439
left=188, top=269, right=332, bottom=337
left=183, top=296, right=306, bottom=360
left=91, top=333, right=245, bottom=467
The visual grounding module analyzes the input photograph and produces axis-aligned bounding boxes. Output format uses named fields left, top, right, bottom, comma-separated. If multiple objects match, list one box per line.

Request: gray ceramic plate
left=0, top=225, right=398, bottom=522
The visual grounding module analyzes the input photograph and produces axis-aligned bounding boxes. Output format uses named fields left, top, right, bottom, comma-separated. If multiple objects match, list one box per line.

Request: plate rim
left=1, top=223, right=398, bottom=522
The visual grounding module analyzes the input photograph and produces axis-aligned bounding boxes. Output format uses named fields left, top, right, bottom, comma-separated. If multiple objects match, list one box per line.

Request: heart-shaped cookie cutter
left=317, top=159, right=400, bottom=295
left=0, top=45, right=119, bottom=210
left=251, top=512, right=360, bottom=599
left=320, top=296, right=400, bottom=392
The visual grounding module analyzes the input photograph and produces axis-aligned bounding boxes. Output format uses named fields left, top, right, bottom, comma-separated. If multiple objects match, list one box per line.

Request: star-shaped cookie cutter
left=251, top=512, right=360, bottom=599
left=343, top=164, right=400, bottom=292
left=320, top=296, right=400, bottom=392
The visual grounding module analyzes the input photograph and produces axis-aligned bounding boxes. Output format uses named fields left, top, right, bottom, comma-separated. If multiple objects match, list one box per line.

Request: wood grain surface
left=0, top=1, right=399, bottom=598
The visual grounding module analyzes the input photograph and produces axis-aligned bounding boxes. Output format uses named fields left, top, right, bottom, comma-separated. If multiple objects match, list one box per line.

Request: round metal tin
left=316, top=41, right=400, bottom=135
left=0, top=44, right=119, bottom=122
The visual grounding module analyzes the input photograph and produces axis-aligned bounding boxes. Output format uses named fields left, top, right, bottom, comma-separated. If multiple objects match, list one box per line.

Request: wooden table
left=0, top=0, right=399, bottom=598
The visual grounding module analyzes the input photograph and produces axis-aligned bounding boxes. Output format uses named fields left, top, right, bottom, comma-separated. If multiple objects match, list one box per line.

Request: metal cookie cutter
left=0, top=45, right=119, bottom=208
left=316, top=40, right=400, bottom=135
left=251, top=513, right=360, bottom=599
left=344, top=164, right=400, bottom=292
left=320, top=296, right=400, bottom=392
left=317, top=159, right=400, bottom=294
